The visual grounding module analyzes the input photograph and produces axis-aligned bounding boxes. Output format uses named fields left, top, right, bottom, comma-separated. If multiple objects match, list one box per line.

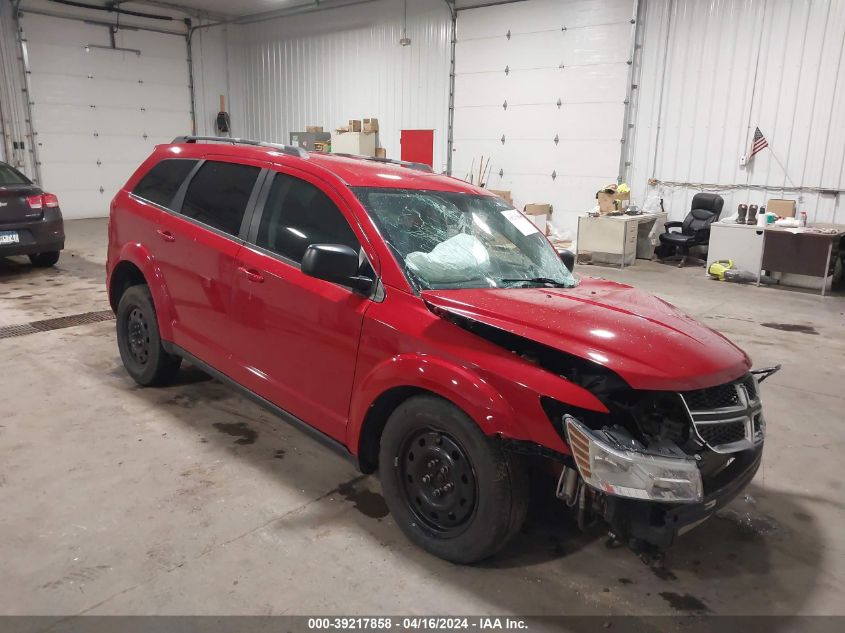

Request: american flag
left=749, top=127, right=768, bottom=158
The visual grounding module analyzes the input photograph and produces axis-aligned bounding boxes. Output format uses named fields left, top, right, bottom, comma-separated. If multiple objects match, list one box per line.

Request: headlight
left=565, top=415, right=703, bottom=503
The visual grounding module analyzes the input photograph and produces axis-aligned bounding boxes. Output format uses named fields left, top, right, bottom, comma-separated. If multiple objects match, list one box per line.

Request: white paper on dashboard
left=501, top=209, right=540, bottom=236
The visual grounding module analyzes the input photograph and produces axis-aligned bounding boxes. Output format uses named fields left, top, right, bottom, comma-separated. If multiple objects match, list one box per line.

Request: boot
left=736, top=204, right=747, bottom=224
left=747, top=204, right=758, bottom=225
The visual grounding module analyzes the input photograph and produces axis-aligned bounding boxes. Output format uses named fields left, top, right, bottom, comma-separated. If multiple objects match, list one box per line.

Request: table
left=756, top=226, right=845, bottom=297
left=576, top=212, right=667, bottom=268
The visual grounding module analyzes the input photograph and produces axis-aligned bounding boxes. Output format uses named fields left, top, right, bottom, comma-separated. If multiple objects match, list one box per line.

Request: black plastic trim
left=498, top=436, right=574, bottom=466
left=165, top=343, right=361, bottom=470
left=604, top=446, right=762, bottom=549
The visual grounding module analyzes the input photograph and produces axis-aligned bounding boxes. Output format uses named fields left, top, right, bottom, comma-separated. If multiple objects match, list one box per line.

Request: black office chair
left=656, top=193, right=724, bottom=267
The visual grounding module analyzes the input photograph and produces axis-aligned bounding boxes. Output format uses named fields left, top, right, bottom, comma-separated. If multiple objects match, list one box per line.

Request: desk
left=576, top=212, right=667, bottom=268
left=756, top=226, right=845, bottom=297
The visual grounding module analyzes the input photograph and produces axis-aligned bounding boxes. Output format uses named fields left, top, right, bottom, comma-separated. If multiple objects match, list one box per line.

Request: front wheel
left=116, top=284, right=181, bottom=386
left=378, top=395, right=528, bottom=563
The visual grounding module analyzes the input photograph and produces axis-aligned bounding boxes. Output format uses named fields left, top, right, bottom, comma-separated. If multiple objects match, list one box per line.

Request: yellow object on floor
left=708, top=259, right=734, bottom=281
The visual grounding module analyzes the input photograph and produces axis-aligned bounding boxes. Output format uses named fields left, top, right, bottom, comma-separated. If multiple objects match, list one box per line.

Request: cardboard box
left=767, top=199, right=796, bottom=218
left=363, top=118, right=379, bottom=133
left=335, top=126, right=349, bottom=134
left=375, top=147, right=387, bottom=158
left=524, top=203, right=552, bottom=216
left=488, top=189, right=513, bottom=206
left=524, top=203, right=552, bottom=235
left=305, top=125, right=323, bottom=133
left=313, top=141, right=330, bottom=152
left=597, top=191, right=629, bottom=214
left=348, top=119, right=362, bottom=132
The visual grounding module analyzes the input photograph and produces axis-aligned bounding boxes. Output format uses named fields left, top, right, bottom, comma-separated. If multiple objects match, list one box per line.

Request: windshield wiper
left=500, top=277, right=569, bottom=288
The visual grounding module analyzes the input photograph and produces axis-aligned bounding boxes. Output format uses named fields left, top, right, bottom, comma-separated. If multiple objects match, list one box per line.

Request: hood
left=421, top=277, right=751, bottom=392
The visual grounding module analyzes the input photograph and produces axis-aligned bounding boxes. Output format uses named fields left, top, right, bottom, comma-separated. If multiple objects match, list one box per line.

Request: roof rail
left=171, top=136, right=308, bottom=159
left=330, top=153, right=433, bottom=173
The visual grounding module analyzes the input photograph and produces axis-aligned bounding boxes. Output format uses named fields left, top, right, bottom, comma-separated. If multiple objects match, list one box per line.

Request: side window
left=132, top=159, right=197, bottom=209
left=256, top=173, right=360, bottom=263
left=180, top=161, right=260, bottom=236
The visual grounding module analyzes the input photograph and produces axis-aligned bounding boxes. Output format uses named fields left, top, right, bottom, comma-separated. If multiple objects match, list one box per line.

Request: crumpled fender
left=347, top=353, right=519, bottom=448
left=114, top=242, right=175, bottom=341
left=346, top=349, right=610, bottom=453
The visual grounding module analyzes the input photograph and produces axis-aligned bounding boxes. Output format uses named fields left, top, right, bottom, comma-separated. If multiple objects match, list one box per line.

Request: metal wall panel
left=453, top=0, right=635, bottom=236
left=227, top=0, right=452, bottom=172
left=629, top=0, right=845, bottom=224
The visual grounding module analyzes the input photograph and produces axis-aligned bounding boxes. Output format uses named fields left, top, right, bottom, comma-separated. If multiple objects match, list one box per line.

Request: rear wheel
left=378, top=395, right=528, bottom=563
left=29, top=251, right=60, bottom=267
left=116, top=284, right=181, bottom=386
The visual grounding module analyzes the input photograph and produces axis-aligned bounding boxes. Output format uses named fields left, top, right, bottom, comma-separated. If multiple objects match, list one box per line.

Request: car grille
left=683, top=383, right=741, bottom=410
left=680, top=374, right=763, bottom=453
left=743, top=375, right=758, bottom=401
left=696, top=421, right=747, bottom=446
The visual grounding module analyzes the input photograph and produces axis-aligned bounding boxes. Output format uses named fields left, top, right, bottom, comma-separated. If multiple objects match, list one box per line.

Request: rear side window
left=181, top=161, right=260, bottom=236
left=0, top=163, right=31, bottom=186
left=132, top=159, right=197, bottom=209
left=256, top=173, right=360, bottom=263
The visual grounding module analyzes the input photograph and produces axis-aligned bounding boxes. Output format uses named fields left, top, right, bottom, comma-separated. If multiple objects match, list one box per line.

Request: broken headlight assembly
left=565, top=415, right=703, bottom=503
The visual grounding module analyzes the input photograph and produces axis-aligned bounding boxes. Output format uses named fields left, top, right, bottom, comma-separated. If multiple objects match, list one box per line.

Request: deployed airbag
left=406, top=233, right=490, bottom=284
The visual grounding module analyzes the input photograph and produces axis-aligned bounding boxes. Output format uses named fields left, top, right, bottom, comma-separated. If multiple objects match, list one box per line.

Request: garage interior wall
left=190, top=19, right=232, bottom=138
left=4, top=0, right=845, bottom=227
left=452, top=0, right=636, bottom=237
left=5, top=1, right=194, bottom=219
left=628, top=0, right=845, bottom=224
left=224, top=0, right=452, bottom=172
left=0, top=0, right=36, bottom=174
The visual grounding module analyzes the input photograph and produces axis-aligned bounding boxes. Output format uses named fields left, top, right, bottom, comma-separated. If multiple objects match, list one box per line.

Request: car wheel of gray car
left=378, top=394, right=529, bottom=564
left=28, top=251, right=60, bottom=267
left=116, top=284, right=181, bottom=386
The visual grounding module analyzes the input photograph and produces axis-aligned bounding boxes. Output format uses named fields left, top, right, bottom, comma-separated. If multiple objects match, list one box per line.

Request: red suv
left=107, top=137, right=776, bottom=563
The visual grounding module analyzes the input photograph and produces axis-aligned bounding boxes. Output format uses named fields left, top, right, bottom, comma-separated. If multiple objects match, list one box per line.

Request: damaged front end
left=543, top=370, right=778, bottom=551
left=422, top=292, right=780, bottom=553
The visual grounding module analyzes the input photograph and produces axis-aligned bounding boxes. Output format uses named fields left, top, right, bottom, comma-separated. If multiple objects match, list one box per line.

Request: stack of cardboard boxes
left=332, top=117, right=383, bottom=157
left=488, top=190, right=554, bottom=236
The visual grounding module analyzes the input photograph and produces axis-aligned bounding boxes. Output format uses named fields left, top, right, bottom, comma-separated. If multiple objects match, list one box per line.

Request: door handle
left=156, top=229, right=176, bottom=242
left=238, top=266, right=265, bottom=283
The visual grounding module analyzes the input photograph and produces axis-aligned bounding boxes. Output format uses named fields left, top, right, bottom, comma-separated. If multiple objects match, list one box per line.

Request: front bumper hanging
left=603, top=446, right=762, bottom=549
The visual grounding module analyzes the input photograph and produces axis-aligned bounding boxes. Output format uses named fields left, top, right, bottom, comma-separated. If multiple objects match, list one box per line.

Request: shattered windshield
left=353, top=188, right=577, bottom=290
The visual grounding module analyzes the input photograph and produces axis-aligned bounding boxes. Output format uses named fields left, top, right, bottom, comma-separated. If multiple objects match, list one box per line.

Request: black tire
left=378, top=395, right=528, bottom=564
left=29, top=251, right=60, bottom=267
left=116, top=284, right=181, bottom=386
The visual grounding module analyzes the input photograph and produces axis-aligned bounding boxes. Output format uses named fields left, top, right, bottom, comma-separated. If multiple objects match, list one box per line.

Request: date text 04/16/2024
left=307, top=618, right=528, bottom=630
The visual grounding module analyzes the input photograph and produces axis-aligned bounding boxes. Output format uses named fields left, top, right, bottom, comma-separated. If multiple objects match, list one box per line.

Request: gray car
left=0, top=161, right=64, bottom=267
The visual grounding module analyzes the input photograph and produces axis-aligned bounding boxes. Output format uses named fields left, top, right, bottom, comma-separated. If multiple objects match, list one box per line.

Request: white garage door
left=453, top=0, right=634, bottom=235
left=21, top=13, right=192, bottom=219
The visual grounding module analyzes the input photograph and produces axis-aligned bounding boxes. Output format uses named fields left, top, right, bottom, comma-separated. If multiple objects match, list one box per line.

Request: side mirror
left=558, top=248, right=575, bottom=271
left=301, top=243, right=373, bottom=293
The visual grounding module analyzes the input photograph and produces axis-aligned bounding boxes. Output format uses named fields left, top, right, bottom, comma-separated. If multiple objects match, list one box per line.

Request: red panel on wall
left=400, top=129, right=434, bottom=168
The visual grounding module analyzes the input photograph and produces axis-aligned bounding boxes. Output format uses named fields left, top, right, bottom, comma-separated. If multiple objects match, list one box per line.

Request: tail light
left=26, top=193, right=60, bottom=209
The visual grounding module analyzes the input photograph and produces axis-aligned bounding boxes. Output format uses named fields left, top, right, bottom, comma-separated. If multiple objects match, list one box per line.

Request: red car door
left=229, top=168, right=374, bottom=441
left=154, top=158, right=263, bottom=370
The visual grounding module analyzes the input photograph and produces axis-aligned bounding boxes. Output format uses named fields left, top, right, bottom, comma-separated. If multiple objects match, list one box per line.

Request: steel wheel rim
left=399, top=428, right=478, bottom=536
left=127, top=307, right=151, bottom=365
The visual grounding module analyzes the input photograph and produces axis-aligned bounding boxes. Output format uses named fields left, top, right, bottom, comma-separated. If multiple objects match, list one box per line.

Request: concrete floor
left=1, top=218, right=844, bottom=617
